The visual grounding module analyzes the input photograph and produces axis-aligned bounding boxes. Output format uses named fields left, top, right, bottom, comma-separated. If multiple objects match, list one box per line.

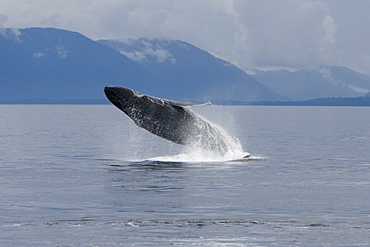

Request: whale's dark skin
left=104, top=86, right=229, bottom=154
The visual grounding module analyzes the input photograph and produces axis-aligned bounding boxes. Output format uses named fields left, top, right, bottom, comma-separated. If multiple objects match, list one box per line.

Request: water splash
left=149, top=119, right=249, bottom=163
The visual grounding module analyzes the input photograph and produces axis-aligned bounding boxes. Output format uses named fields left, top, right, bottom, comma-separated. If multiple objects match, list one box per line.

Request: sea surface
left=0, top=105, right=369, bottom=246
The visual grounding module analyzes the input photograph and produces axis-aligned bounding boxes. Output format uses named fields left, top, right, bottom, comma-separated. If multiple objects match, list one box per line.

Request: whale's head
left=104, top=86, right=145, bottom=115
left=104, top=86, right=171, bottom=125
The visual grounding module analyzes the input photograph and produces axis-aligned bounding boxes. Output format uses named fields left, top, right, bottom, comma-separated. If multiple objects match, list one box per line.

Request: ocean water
left=0, top=105, right=369, bottom=246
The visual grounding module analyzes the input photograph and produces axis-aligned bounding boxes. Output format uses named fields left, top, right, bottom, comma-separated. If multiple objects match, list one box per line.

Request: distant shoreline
left=1, top=95, right=370, bottom=106
left=215, top=96, right=370, bottom=107
left=0, top=99, right=110, bottom=105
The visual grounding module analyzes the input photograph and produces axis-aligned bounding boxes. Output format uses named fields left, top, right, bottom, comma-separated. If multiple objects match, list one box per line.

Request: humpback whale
left=104, top=86, right=229, bottom=155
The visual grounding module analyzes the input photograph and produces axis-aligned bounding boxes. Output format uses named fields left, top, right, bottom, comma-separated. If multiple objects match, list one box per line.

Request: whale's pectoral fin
left=168, top=100, right=212, bottom=107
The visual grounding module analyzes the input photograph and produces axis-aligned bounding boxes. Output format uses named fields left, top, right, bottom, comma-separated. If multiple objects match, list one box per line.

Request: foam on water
left=149, top=120, right=249, bottom=163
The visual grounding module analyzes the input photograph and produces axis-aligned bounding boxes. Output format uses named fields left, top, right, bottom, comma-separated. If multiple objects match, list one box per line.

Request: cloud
left=0, top=13, right=7, bottom=27
left=348, top=85, right=370, bottom=94
left=231, top=0, right=337, bottom=70
left=0, top=27, right=22, bottom=42
left=319, top=67, right=370, bottom=94
left=56, top=45, right=70, bottom=59
left=32, top=52, right=45, bottom=58
left=0, top=0, right=369, bottom=75
left=119, top=39, right=176, bottom=64
left=319, top=67, right=346, bottom=87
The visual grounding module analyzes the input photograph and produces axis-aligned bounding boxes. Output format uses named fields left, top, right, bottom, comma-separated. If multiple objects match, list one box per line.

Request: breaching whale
left=104, top=86, right=230, bottom=155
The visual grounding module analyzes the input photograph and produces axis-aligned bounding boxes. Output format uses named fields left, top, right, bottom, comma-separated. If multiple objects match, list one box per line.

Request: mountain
left=98, top=38, right=282, bottom=102
left=251, top=66, right=370, bottom=100
left=0, top=28, right=156, bottom=102
left=0, top=27, right=282, bottom=103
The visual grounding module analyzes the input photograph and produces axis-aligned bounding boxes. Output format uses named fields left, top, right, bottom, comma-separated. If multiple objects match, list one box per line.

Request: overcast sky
left=1, top=0, right=370, bottom=75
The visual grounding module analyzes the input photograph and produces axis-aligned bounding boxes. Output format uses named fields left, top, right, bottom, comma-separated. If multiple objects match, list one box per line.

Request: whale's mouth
left=105, top=87, right=144, bottom=99
left=104, top=86, right=135, bottom=110
left=105, top=86, right=130, bottom=101
left=104, top=87, right=119, bottom=103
